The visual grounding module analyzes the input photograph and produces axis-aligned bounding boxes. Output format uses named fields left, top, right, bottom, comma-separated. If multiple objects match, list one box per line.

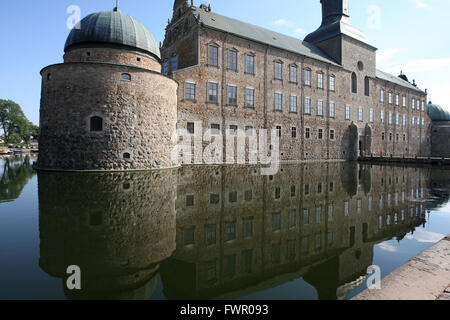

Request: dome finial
left=114, top=0, right=120, bottom=12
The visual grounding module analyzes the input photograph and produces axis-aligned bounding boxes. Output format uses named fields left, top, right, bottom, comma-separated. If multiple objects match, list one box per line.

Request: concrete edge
left=353, top=235, right=450, bottom=300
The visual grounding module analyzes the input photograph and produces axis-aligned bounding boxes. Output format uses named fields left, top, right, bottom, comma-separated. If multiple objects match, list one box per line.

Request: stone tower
left=38, top=7, right=178, bottom=171
left=305, top=0, right=376, bottom=77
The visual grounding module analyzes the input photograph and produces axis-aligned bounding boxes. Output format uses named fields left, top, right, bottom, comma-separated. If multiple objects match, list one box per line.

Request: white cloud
left=405, top=229, right=445, bottom=243
left=377, top=48, right=402, bottom=66
left=293, top=28, right=305, bottom=35
left=272, top=19, right=294, bottom=27
left=386, top=58, right=450, bottom=74
left=377, top=242, right=399, bottom=252
left=409, top=0, right=429, bottom=8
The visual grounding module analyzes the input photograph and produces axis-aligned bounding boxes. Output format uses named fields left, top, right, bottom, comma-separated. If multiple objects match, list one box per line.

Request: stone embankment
left=354, top=235, right=450, bottom=300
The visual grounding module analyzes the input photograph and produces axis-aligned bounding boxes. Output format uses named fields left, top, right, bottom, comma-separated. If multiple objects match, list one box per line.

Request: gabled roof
left=376, top=70, right=425, bottom=93
left=192, top=7, right=339, bottom=66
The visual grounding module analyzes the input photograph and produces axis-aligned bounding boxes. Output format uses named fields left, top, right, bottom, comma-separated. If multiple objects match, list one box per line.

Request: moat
left=0, top=155, right=449, bottom=300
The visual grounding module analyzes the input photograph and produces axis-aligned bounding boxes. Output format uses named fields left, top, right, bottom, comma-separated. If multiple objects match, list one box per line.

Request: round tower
left=38, top=7, right=178, bottom=171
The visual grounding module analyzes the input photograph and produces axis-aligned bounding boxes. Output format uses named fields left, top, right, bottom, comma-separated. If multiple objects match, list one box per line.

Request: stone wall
left=161, top=6, right=431, bottom=163
left=64, top=46, right=162, bottom=72
left=38, top=54, right=178, bottom=171
left=431, top=122, right=450, bottom=157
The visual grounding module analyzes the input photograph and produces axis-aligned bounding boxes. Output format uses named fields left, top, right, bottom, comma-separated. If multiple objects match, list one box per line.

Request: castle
left=38, top=0, right=439, bottom=171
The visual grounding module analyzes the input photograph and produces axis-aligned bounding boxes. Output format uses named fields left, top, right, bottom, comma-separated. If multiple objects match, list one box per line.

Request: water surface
left=0, top=156, right=449, bottom=300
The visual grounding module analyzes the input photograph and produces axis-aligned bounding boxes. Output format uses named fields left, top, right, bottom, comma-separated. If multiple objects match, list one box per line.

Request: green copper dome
left=427, top=103, right=450, bottom=122
left=64, top=9, right=160, bottom=59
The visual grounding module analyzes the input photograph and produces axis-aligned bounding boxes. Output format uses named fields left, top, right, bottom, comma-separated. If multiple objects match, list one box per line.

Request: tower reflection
left=38, top=169, right=177, bottom=299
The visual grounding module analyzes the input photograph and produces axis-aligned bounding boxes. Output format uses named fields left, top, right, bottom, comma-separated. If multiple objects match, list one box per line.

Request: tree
left=29, top=122, right=39, bottom=141
left=0, top=99, right=30, bottom=144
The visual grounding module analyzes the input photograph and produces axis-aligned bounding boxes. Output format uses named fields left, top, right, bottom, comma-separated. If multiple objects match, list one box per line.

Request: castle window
left=172, top=55, right=178, bottom=72
left=227, top=85, right=237, bottom=105
left=211, top=123, right=221, bottom=135
left=304, top=69, right=312, bottom=86
left=274, top=61, right=283, bottom=80
left=208, top=82, right=218, bottom=103
left=187, top=122, right=195, bottom=134
left=245, top=54, right=255, bottom=74
left=388, top=112, right=393, bottom=125
left=292, top=127, right=297, bottom=138
left=46, top=73, right=52, bottom=82
left=381, top=111, right=385, bottom=123
left=412, top=98, right=415, bottom=110
left=229, top=125, right=238, bottom=136
left=403, top=114, right=407, bottom=126
left=318, top=129, right=323, bottom=140
left=330, top=129, right=335, bottom=140
left=380, top=89, right=385, bottom=102
left=290, top=65, right=298, bottom=83
left=137, top=57, right=141, bottom=62
left=121, top=73, right=131, bottom=81
left=318, top=72, right=324, bottom=89
left=317, top=100, right=324, bottom=116
left=305, top=128, right=311, bottom=139
left=163, top=60, right=169, bottom=75
left=274, top=93, right=283, bottom=111
left=290, top=95, right=298, bottom=113
left=382, top=132, right=385, bottom=141
left=364, top=76, right=370, bottom=96
left=90, top=116, right=103, bottom=132
left=304, top=97, right=311, bottom=114
left=359, top=108, right=363, bottom=121
left=276, top=126, right=282, bottom=137
left=329, top=102, right=335, bottom=118
left=185, top=82, right=196, bottom=101
left=245, top=126, right=254, bottom=136
left=370, top=109, right=374, bottom=122
left=208, top=45, right=219, bottom=67
left=351, top=72, right=357, bottom=93
left=86, top=52, right=91, bottom=57
left=245, top=88, right=255, bottom=108
left=396, top=113, right=400, bottom=126
left=329, top=75, right=336, bottom=91
left=389, top=92, right=393, bottom=104
left=228, top=49, right=238, bottom=71
left=396, top=94, right=400, bottom=106
left=123, top=152, right=131, bottom=159
left=403, top=96, right=406, bottom=107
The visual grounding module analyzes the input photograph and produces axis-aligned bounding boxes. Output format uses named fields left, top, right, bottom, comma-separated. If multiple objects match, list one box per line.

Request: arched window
left=121, top=73, right=131, bottom=81
left=90, top=116, right=103, bottom=132
left=351, top=72, right=357, bottom=93
left=365, top=76, right=370, bottom=96
left=46, top=73, right=52, bottom=82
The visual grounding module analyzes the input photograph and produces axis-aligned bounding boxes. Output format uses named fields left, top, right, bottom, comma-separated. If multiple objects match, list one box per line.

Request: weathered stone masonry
left=162, top=0, right=431, bottom=163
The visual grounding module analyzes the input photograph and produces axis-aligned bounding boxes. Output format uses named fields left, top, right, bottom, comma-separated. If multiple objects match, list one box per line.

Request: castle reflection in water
left=36, top=162, right=450, bottom=300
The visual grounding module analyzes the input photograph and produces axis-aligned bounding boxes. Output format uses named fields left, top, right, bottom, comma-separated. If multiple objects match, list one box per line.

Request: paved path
left=354, top=235, right=450, bottom=300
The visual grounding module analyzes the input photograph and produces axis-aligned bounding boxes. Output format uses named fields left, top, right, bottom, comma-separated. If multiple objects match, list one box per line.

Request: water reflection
left=0, top=156, right=36, bottom=203
left=38, top=169, right=177, bottom=299
left=36, top=163, right=450, bottom=300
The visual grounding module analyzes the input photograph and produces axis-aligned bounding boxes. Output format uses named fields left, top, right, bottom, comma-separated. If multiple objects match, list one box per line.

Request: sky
left=0, top=0, right=449, bottom=125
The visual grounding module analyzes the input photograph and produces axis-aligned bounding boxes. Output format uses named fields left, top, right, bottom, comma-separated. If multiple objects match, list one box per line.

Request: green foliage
left=29, top=122, right=39, bottom=141
left=0, top=99, right=33, bottom=144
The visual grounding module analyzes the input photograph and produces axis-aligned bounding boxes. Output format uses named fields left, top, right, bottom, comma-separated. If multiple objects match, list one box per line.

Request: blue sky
left=0, top=0, right=449, bottom=125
